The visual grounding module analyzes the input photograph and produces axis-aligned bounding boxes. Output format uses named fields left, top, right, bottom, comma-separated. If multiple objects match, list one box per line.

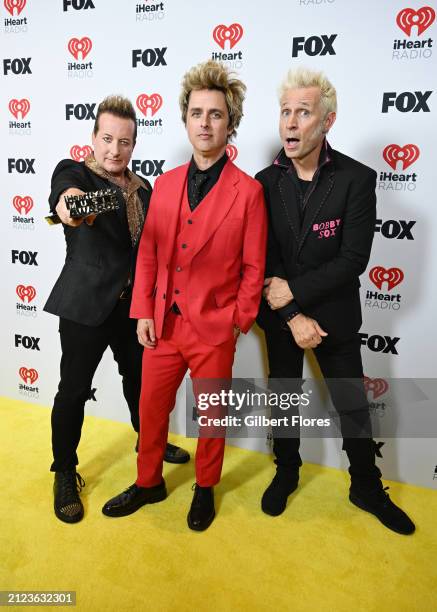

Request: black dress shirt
left=187, top=153, right=228, bottom=211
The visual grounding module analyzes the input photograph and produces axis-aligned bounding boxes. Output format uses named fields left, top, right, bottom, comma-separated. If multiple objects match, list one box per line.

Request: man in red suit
left=102, top=60, right=267, bottom=530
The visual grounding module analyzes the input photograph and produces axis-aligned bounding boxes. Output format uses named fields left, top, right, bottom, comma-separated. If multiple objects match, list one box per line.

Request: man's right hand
left=55, top=188, right=96, bottom=227
left=287, top=314, right=328, bottom=349
left=137, top=318, right=157, bottom=349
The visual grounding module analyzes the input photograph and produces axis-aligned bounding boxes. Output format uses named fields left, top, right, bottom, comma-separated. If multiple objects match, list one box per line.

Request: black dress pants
left=50, top=297, right=142, bottom=471
left=264, top=326, right=382, bottom=490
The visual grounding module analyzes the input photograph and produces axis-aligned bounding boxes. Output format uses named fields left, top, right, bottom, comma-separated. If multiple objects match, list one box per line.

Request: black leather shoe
left=164, top=442, right=190, bottom=464
left=135, top=437, right=190, bottom=464
left=187, top=484, right=215, bottom=531
left=53, top=471, right=85, bottom=524
left=349, top=486, right=415, bottom=535
left=261, top=472, right=299, bottom=516
left=102, top=481, right=167, bottom=517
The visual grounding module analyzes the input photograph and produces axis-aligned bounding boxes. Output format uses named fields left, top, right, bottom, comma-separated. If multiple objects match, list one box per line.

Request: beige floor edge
left=1, top=397, right=436, bottom=612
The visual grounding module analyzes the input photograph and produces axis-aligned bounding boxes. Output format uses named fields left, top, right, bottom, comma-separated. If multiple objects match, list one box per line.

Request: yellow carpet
left=1, top=397, right=436, bottom=612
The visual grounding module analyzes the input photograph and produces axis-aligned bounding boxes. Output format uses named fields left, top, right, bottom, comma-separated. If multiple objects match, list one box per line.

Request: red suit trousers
left=136, top=311, right=236, bottom=488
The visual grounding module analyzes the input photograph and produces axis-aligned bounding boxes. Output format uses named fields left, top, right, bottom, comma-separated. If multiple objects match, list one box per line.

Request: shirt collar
left=188, top=152, right=229, bottom=181
left=273, top=138, right=333, bottom=174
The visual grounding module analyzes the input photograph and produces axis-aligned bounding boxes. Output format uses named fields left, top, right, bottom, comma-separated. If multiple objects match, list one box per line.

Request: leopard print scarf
left=84, top=153, right=148, bottom=245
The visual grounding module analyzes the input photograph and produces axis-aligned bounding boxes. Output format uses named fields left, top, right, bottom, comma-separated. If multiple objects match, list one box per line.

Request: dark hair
left=93, top=95, right=137, bottom=143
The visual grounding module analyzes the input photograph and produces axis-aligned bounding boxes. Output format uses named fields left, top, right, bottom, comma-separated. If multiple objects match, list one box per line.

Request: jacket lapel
left=190, top=160, right=239, bottom=258
left=162, top=163, right=189, bottom=263
left=277, top=172, right=301, bottom=243
left=298, top=168, right=335, bottom=253
left=272, top=141, right=336, bottom=255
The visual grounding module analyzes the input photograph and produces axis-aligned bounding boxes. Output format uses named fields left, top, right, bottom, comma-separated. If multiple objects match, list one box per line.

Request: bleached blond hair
left=179, top=60, right=246, bottom=140
left=278, top=68, right=337, bottom=115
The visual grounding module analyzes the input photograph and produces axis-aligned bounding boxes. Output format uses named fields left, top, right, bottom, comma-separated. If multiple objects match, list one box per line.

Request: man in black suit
left=256, top=69, right=414, bottom=535
left=45, top=95, right=189, bottom=524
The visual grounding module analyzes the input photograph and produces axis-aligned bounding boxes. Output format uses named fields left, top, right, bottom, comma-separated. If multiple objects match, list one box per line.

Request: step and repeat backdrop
left=1, top=0, right=436, bottom=487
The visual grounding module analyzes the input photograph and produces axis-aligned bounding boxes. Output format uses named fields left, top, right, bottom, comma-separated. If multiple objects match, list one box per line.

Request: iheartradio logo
left=16, top=284, right=36, bottom=303
left=396, top=6, right=435, bottom=36
left=369, top=266, right=404, bottom=291
left=136, top=93, right=163, bottom=117
left=13, top=195, right=33, bottom=215
left=70, top=145, right=93, bottom=161
left=383, top=144, right=419, bottom=170
left=4, top=0, right=26, bottom=16
left=9, top=99, right=30, bottom=120
left=213, top=23, right=244, bottom=50
left=364, top=376, right=389, bottom=400
left=225, top=144, right=238, bottom=162
left=68, top=37, right=92, bottom=60
left=19, top=366, right=38, bottom=385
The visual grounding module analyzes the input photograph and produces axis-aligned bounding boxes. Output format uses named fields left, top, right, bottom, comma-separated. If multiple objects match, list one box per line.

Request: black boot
left=344, top=438, right=382, bottom=488
left=53, top=471, right=85, bottom=524
left=349, top=485, right=415, bottom=535
left=187, top=484, right=215, bottom=531
left=261, top=471, right=299, bottom=516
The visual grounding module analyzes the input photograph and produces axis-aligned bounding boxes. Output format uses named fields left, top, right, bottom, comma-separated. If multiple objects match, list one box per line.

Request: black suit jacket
left=44, top=159, right=151, bottom=326
left=255, top=143, right=377, bottom=339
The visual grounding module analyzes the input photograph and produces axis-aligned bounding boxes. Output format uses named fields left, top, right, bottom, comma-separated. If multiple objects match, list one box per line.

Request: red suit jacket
left=130, top=159, right=267, bottom=346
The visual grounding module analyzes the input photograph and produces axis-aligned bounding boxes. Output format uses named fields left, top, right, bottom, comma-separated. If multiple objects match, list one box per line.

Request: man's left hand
left=263, top=276, right=293, bottom=310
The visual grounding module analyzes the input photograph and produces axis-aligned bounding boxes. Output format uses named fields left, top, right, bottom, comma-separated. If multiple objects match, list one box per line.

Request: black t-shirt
left=298, top=177, right=312, bottom=197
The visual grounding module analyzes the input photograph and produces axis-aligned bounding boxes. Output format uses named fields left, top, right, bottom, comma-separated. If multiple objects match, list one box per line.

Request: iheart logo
left=4, top=0, right=26, bottom=16
left=369, top=266, right=404, bottom=291
left=9, top=98, right=30, bottom=119
left=70, top=145, right=93, bottom=161
left=16, top=284, right=36, bottom=303
left=383, top=144, right=420, bottom=170
left=396, top=6, right=435, bottom=36
left=364, top=376, right=389, bottom=400
left=136, top=93, right=163, bottom=117
left=225, top=144, right=238, bottom=162
left=13, top=195, right=33, bottom=215
left=68, top=37, right=93, bottom=60
left=213, top=23, right=244, bottom=50
left=19, top=367, right=38, bottom=385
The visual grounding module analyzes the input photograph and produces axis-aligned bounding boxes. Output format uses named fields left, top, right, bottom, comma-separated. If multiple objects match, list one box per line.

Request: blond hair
left=93, top=95, right=137, bottom=142
left=278, top=68, right=337, bottom=115
left=179, top=60, right=246, bottom=140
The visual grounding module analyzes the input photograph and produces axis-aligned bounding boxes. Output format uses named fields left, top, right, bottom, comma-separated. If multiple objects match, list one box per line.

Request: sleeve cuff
left=277, top=300, right=300, bottom=322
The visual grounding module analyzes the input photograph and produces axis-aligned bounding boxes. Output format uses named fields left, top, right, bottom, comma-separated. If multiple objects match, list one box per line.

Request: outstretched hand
left=55, top=188, right=96, bottom=227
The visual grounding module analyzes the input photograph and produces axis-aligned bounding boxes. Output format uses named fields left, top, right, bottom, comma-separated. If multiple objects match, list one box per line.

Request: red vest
left=165, top=180, right=199, bottom=319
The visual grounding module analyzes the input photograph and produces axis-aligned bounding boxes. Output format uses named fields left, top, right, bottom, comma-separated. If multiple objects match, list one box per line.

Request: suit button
left=182, top=243, right=187, bottom=249
left=163, top=293, right=166, bottom=299
left=176, top=266, right=182, bottom=272
left=175, top=289, right=180, bottom=295
left=187, top=219, right=193, bottom=224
